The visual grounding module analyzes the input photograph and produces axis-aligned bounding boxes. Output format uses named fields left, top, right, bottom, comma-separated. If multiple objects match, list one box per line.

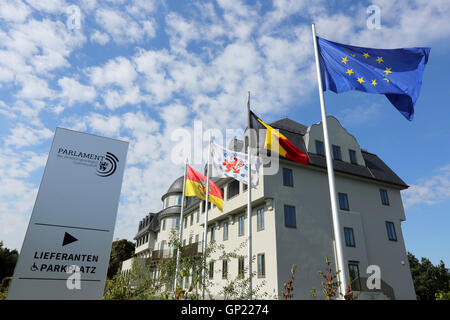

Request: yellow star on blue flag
left=316, top=36, right=430, bottom=120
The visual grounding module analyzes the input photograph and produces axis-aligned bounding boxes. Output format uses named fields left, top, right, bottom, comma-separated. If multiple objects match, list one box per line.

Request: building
left=121, top=116, right=416, bottom=300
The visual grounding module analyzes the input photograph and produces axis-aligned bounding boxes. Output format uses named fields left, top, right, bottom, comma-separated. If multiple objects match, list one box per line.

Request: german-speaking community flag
left=249, top=111, right=309, bottom=166
left=185, top=165, right=224, bottom=211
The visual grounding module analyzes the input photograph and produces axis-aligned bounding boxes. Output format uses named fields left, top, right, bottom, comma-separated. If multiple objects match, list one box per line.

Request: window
left=172, top=217, right=179, bottom=229
left=257, top=208, right=264, bottom=231
left=348, top=262, right=361, bottom=291
left=238, top=257, right=245, bottom=277
left=339, top=193, right=350, bottom=211
left=349, top=149, right=357, bottom=164
left=344, top=227, right=356, bottom=247
left=183, top=239, right=186, bottom=246
left=284, top=205, right=296, bottom=228
left=162, top=219, right=166, bottom=231
left=332, top=145, right=342, bottom=160
left=196, top=210, right=200, bottom=223
left=380, top=189, right=390, bottom=206
left=238, top=215, right=245, bottom=236
left=386, top=221, right=397, bottom=241
left=223, top=221, right=229, bottom=240
left=210, top=226, right=215, bottom=242
left=227, top=180, right=240, bottom=199
left=195, top=234, right=199, bottom=243
left=184, top=271, right=190, bottom=289
left=316, top=140, right=325, bottom=156
left=283, top=168, right=293, bottom=187
left=220, top=187, right=225, bottom=199
left=175, top=195, right=182, bottom=205
left=190, top=214, right=193, bottom=226
left=160, top=240, right=165, bottom=251
left=209, top=262, right=214, bottom=279
left=222, top=260, right=228, bottom=279
left=257, top=254, right=265, bottom=277
left=243, top=183, right=248, bottom=191
left=184, top=216, right=187, bottom=228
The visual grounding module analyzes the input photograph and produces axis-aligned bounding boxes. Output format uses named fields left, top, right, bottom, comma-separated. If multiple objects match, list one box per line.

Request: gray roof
left=134, top=213, right=156, bottom=239
left=270, top=117, right=308, bottom=135
left=161, top=176, right=184, bottom=200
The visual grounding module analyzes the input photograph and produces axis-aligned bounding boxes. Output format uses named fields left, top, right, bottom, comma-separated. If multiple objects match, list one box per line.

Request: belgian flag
left=185, top=165, right=224, bottom=211
left=250, top=111, right=309, bottom=166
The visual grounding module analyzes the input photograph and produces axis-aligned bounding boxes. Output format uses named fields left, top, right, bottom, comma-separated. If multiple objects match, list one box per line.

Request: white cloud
left=0, top=0, right=32, bottom=23
left=5, top=124, right=53, bottom=148
left=89, top=56, right=137, bottom=89
left=15, top=75, right=54, bottom=100
left=126, top=0, right=157, bottom=17
left=95, top=8, right=152, bottom=43
left=80, top=0, right=97, bottom=12
left=84, top=113, right=122, bottom=137
left=58, top=77, right=97, bottom=106
left=9, top=100, right=46, bottom=126
left=0, top=18, right=85, bottom=78
left=165, top=12, right=200, bottom=49
left=25, top=0, right=67, bottom=14
left=403, top=164, right=450, bottom=208
left=90, top=30, right=110, bottom=45
left=102, top=86, right=143, bottom=110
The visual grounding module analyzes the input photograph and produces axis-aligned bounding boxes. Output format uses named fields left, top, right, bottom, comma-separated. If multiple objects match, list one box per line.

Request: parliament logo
left=96, top=152, right=119, bottom=177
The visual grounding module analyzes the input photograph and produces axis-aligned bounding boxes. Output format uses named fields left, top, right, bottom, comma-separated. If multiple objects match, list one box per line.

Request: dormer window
left=349, top=149, right=357, bottom=164
left=332, top=145, right=342, bottom=160
left=315, top=140, right=325, bottom=156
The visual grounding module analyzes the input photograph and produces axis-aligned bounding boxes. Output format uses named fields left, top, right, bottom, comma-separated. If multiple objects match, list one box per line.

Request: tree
left=0, top=241, right=18, bottom=282
left=107, top=239, right=135, bottom=279
left=104, top=258, right=157, bottom=300
left=408, top=252, right=450, bottom=300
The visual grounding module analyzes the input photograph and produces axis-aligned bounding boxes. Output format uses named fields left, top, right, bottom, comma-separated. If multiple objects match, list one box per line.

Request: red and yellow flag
left=250, top=111, right=309, bottom=166
left=185, top=165, right=224, bottom=211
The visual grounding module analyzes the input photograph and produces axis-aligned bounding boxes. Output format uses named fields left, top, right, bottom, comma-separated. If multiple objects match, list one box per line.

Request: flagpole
left=311, top=23, right=348, bottom=298
left=174, top=158, right=188, bottom=291
left=201, top=132, right=212, bottom=300
left=247, top=91, right=253, bottom=299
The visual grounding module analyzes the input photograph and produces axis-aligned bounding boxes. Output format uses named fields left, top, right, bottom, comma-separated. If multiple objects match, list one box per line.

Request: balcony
left=147, top=242, right=203, bottom=265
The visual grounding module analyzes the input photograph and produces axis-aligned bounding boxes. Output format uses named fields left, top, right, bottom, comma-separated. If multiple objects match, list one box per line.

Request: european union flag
left=317, top=37, right=430, bottom=120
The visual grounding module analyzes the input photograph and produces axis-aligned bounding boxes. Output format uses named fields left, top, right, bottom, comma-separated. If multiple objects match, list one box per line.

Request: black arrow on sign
left=62, top=232, right=78, bottom=246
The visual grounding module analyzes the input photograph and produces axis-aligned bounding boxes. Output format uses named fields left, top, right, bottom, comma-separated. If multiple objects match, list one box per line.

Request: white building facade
left=122, top=116, right=416, bottom=300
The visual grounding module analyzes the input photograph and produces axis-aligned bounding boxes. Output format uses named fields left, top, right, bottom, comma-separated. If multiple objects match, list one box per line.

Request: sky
left=0, top=0, right=449, bottom=266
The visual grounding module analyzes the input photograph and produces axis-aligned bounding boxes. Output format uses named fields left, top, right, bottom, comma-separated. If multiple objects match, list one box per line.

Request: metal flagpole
left=201, top=132, right=212, bottom=300
left=174, top=158, right=188, bottom=291
left=247, top=91, right=253, bottom=299
left=311, top=23, right=348, bottom=298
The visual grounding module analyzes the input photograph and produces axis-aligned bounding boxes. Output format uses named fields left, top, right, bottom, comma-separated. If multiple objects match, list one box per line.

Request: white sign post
left=7, top=127, right=129, bottom=300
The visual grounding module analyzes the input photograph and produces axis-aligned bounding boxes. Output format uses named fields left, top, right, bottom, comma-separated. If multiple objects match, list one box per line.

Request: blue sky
left=0, top=0, right=449, bottom=267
